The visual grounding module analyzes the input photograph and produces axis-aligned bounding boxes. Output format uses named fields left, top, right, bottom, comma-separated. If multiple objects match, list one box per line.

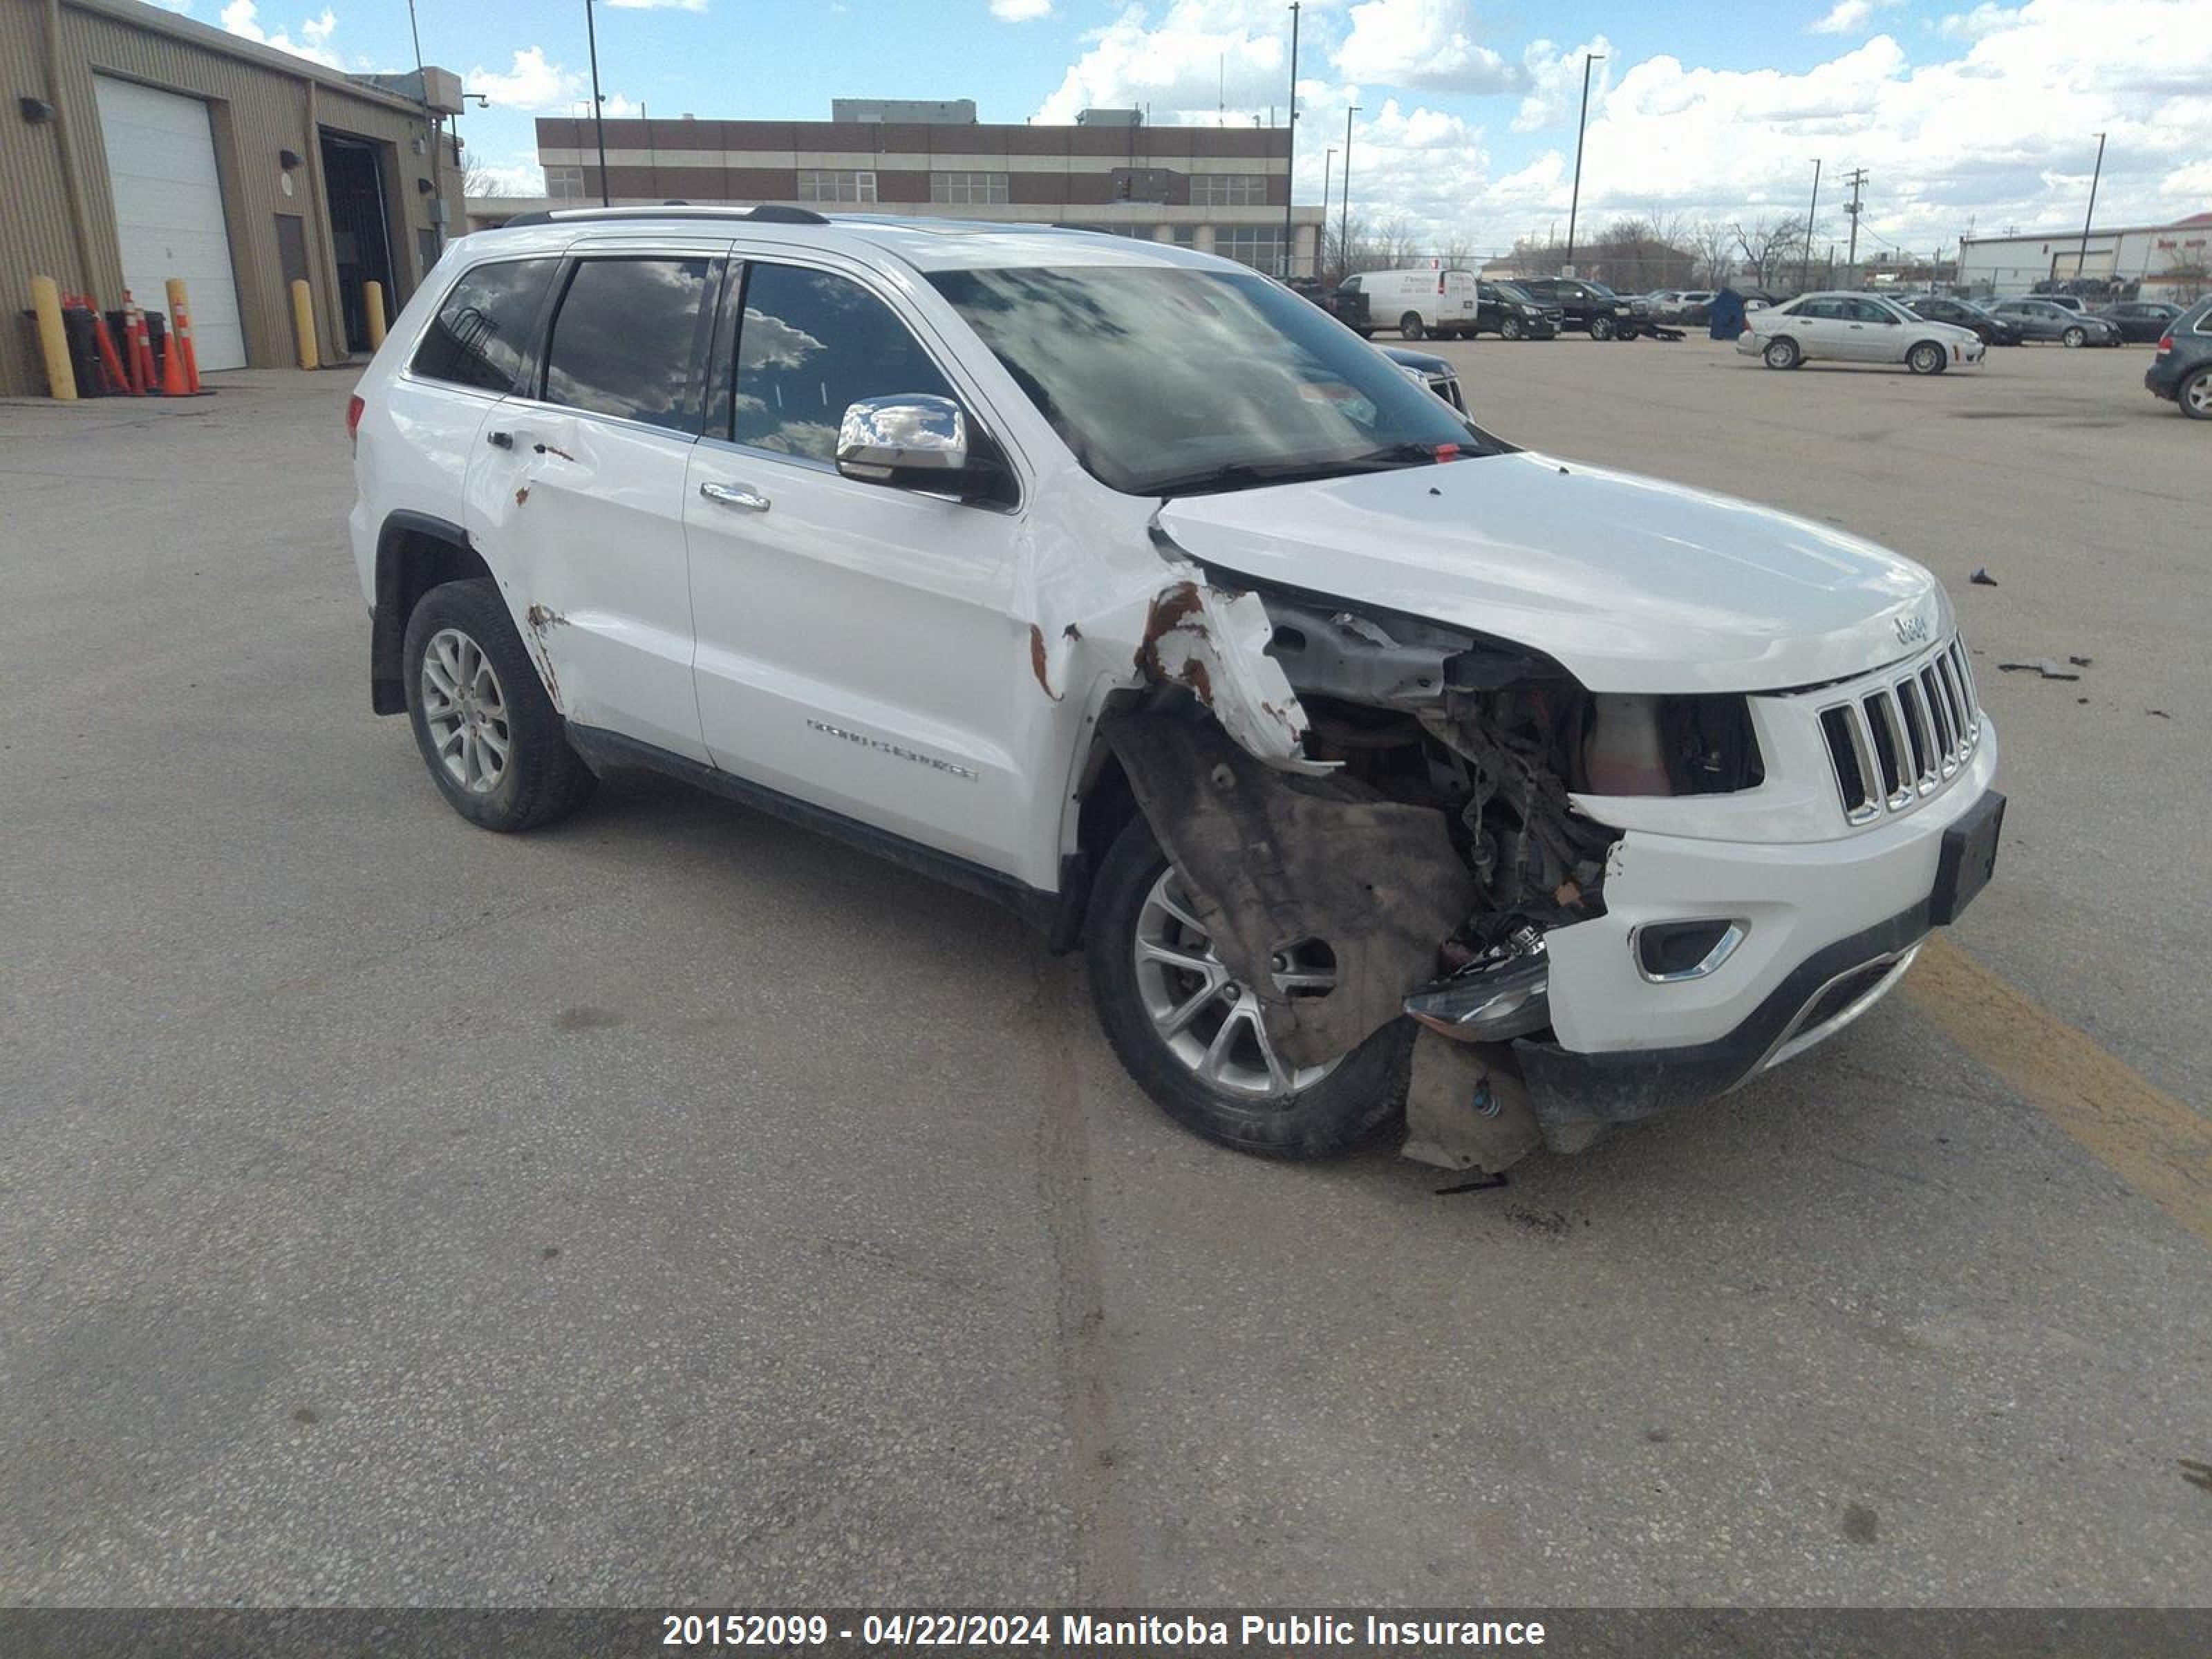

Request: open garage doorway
left=319, top=132, right=397, bottom=355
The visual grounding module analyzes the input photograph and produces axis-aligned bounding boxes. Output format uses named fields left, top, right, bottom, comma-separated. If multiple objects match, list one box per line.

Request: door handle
left=700, top=480, right=770, bottom=512
left=487, top=429, right=514, bottom=449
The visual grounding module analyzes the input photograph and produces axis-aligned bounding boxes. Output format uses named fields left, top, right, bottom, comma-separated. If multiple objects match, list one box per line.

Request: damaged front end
left=1104, top=541, right=1763, bottom=1170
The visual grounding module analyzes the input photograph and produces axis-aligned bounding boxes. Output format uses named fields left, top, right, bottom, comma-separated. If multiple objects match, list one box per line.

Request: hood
left=1156, top=451, right=1948, bottom=695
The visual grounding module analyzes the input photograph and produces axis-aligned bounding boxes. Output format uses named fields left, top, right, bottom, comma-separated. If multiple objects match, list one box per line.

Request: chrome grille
left=1820, top=635, right=1981, bottom=823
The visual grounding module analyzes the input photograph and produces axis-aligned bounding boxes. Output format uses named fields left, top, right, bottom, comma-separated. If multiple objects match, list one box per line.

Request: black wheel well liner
left=371, top=512, right=494, bottom=714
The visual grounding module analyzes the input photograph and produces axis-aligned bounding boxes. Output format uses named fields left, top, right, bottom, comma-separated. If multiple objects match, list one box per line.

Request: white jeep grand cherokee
left=348, top=207, right=2003, bottom=1172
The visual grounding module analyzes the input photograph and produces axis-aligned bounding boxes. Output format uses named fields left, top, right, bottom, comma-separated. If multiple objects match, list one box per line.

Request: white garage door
left=94, top=76, right=247, bottom=371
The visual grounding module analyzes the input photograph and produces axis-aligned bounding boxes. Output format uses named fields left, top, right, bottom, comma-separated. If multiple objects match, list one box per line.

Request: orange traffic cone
left=165, top=279, right=201, bottom=393
left=123, top=291, right=158, bottom=393
left=158, top=325, right=189, bottom=396
left=84, top=297, right=133, bottom=394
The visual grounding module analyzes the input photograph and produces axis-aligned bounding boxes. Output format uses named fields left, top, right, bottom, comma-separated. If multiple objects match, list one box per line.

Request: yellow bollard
left=290, top=278, right=319, bottom=370
left=363, top=279, right=387, bottom=350
left=30, top=276, right=77, bottom=400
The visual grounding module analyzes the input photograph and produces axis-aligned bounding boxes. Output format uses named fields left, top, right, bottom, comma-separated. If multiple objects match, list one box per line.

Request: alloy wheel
left=420, top=626, right=510, bottom=794
left=1132, top=868, right=1340, bottom=1099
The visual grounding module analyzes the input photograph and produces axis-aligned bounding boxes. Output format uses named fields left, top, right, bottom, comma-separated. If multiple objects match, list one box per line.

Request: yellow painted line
left=1904, top=934, right=2212, bottom=1250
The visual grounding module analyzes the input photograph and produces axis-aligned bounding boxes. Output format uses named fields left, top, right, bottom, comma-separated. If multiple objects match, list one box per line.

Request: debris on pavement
left=1997, top=660, right=2083, bottom=681
left=1970, top=568, right=1999, bottom=586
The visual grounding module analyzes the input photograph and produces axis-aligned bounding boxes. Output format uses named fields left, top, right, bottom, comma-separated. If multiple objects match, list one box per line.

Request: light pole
left=1340, top=104, right=1359, bottom=278
left=584, top=0, right=610, bottom=205
left=1564, top=51, right=1603, bottom=274
left=1281, top=3, right=1300, bottom=276
left=1801, top=157, right=1821, bottom=292
left=2077, top=131, right=2107, bottom=284
left=1321, top=147, right=1335, bottom=274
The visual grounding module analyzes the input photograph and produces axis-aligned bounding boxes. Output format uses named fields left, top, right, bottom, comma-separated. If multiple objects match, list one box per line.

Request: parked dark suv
left=1902, top=295, right=2022, bottom=347
left=2145, top=296, right=2212, bottom=419
left=1474, top=281, right=1559, bottom=340
left=1515, top=278, right=1640, bottom=340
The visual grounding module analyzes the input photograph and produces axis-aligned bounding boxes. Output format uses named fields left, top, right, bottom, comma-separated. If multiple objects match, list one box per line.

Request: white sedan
left=1738, top=291, right=1986, bottom=375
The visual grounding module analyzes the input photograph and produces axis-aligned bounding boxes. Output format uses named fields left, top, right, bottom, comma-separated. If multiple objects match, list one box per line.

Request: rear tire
left=1083, top=816, right=1412, bottom=1160
left=2181, top=368, right=2212, bottom=420
left=1763, top=336, right=1801, bottom=371
left=1399, top=312, right=1425, bottom=341
left=1907, top=341, right=1947, bottom=375
left=1589, top=315, right=1616, bottom=341
left=402, top=579, right=596, bottom=833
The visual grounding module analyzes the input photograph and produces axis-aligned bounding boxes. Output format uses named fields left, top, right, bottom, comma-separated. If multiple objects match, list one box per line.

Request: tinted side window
left=543, top=256, right=714, bottom=433
left=731, top=263, right=955, bottom=461
left=413, top=258, right=558, bottom=393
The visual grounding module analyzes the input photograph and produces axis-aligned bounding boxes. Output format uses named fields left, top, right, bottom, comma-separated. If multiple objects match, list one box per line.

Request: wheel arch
left=372, top=512, right=494, bottom=715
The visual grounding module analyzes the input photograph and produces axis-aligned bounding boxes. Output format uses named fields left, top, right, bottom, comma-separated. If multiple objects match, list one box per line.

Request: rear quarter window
left=411, top=257, right=559, bottom=393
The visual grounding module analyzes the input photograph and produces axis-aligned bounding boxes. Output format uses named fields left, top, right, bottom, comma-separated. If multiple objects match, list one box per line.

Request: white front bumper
left=1544, top=718, right=1998, bottom=1056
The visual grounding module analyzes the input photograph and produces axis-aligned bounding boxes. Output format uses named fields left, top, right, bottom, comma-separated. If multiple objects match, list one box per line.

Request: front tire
left=1907, top=341, right=1947, bottom=375
left=1084, top=817, right=1412, bottom=1159
left=1763, top=336, right=1801, bottom=370
left=402, top=579, right=596, bottom=833
left=1399, top=312, right=1425, bottom=341
left=1589, top=315, right=1616, bottom=341
left=1501, top=315, right=1525, bottom=341
left=2062, top=326, right=2087, bottom=348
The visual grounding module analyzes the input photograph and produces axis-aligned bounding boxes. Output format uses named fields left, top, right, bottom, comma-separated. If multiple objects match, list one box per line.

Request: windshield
left=1492, top=281, right=1537, bottom=306
left=928, top=264, right=1484, bottom=497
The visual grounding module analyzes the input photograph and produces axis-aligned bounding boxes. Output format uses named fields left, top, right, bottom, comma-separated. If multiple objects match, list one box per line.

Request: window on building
left=797, top=169, right=878, bottom=204
left=544, top=166, right=587, bottom=202
left=930, top=171, right=1011, bottom=205
left=542, top=256, right=714, bottom=433
left=1214, top=227, right=1286, bottom=274
left=1168, top=225, right=1198, bottom=247
left=730, top=263, right=956, bottom=461
left=1190, top=174, right=1269, bottom=207
left=411, top=257, right=559, bottom=393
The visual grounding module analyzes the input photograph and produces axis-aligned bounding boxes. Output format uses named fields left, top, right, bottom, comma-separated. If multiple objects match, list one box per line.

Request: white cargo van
left=1349, top=268, right=1481, bottom=340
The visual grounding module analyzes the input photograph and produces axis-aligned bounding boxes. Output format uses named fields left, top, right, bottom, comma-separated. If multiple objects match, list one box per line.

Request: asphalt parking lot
left=3, top=335, right=2207, bottom=1607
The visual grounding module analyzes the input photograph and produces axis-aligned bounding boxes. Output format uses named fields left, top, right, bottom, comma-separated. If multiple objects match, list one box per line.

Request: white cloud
left=1334, top=0, right=1515, bottom=93
left=465, top=156, right=547, bottom=197
left=1938, top=3, right=2021, bottom=37
left=463, top=46, right=639, bottom=118
left=1512, top=37, right=1611, bottom=131
left=992, top=0, right=1053, bottom=17
left=1035, top=0, right=1294, bottom=124
left=1808, top=0, right=1902, bottom=35
left=1480, top=0, right=2212, bottom=255
left=218, top=1, right=344, bottom=68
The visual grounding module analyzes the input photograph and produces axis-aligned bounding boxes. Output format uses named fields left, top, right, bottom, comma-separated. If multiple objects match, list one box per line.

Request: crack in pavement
left=1031, top=953, right=1141, bottom=1604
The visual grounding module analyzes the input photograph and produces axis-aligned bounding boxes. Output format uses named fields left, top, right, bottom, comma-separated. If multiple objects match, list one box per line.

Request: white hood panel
left=1156, top=451, right=1949, bottom=694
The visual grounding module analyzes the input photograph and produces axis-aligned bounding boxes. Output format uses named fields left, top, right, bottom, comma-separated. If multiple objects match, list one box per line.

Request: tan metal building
left=1, top=0, right=466, bottom=395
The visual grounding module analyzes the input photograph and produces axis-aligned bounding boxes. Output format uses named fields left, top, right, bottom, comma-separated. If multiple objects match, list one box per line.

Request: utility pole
left=1282, top=3, right=1300, bottom=277
left=1340, top=104, right=1359, bottom=279
left=1321, top=147, right=1335, bottom=275
left=1841, top=166, right=1868, bottom=280
left=2077, top=131, right=2107, bottom=283
left=584, top=0, right=610, bottom=206
left=1801, top=157, right=1821, bottom=291
left=1564, top=52, right=1604, bottom=274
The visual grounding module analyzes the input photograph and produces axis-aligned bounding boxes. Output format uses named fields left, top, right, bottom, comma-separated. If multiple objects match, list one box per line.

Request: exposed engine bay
left=1109, top=575, right=1766, bottom=1167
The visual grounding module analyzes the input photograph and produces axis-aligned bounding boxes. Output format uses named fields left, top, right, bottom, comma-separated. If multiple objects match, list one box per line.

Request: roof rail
left=499, top=204, right=832, bottom=229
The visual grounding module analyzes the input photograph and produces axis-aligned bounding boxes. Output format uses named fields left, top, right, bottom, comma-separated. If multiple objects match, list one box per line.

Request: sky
left=167, top=0, right=2212, bottom=257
